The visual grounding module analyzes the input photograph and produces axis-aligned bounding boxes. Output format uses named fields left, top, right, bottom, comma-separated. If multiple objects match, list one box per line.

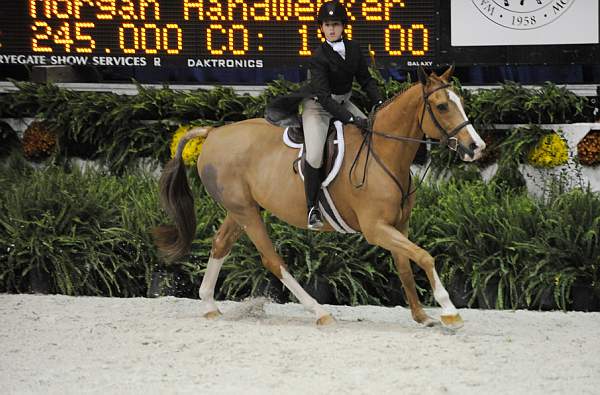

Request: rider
left=302, top=1, right=383, bottom=230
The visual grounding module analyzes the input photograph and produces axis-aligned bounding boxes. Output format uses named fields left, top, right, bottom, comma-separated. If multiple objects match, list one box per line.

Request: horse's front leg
left=392, top=218, right=438, bottom=326
left=364, top=221, right=463, bottom=329
left=393, top=251, right=438, bottom=327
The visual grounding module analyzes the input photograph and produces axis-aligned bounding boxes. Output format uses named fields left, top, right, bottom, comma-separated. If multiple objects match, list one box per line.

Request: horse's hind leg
left=232, top=207, right=334, bottom=325
left=199, top=214, right=243, bottom=318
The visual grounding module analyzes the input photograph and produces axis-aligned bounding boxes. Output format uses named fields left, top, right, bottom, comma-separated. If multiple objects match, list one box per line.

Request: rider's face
left=321, top=20, right=344, bottom=42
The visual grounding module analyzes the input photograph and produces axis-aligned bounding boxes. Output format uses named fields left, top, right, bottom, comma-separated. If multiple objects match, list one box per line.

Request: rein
left=349, top=83, right=472, bottom=207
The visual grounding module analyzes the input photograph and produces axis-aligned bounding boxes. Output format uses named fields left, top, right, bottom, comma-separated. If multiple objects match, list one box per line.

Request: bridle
left=418, top=83, right=472, bottom=154
left=349, top=82, right=473, bottom=207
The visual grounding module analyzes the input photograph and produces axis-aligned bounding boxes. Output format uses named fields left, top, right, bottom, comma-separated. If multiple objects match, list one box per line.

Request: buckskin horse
left=153, top=66, right=485, bottom=328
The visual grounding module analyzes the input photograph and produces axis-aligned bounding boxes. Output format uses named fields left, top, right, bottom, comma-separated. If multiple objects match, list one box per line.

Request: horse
left=153, top=66, right=486, bottom=328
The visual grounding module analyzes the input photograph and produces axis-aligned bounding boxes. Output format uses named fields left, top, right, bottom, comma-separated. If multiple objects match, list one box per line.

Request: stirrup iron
left=307, top=206, right=324, bottom=230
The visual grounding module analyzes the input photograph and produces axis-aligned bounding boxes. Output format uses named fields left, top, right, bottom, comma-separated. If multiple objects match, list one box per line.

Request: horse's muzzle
left=458, top=141, right=485, bottom=162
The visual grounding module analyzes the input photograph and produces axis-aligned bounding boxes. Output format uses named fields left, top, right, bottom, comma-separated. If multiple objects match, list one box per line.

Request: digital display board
left=0, top=0, right=437, bottom=69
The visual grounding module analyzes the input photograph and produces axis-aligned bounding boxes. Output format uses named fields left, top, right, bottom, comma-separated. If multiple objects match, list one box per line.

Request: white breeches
left=301, top=92, right=365, bottom=168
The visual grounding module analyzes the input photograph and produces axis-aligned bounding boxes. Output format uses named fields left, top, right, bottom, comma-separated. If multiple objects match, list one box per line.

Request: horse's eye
left=436, top=103, right=449, bottom=112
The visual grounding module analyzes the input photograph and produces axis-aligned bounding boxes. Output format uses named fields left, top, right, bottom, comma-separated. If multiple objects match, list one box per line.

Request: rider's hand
left=350, top=116, right=369, bottom=130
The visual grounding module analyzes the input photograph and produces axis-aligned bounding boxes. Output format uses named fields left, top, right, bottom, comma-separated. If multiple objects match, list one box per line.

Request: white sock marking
left=281, top=268, right=329, bottom=319
left=433, top=271, right=458, bottom=316
left=199, top=254, right=227, bottom=313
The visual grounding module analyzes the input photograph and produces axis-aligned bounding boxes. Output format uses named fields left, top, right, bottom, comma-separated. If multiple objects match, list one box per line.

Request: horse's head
left=417, top=66, right=485, bottom=161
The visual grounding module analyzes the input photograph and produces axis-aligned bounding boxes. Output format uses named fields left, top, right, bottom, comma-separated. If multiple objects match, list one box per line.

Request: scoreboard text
left=0, top=0, right=437, bottom=68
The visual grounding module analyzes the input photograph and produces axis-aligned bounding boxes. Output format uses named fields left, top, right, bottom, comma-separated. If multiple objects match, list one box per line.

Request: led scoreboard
left=0, top=0, right=437, bottom=69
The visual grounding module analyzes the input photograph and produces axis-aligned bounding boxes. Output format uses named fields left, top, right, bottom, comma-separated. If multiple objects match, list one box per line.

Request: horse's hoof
left=203, top=310, right=222, bottom=320
left=419, top=316, right=439, bottom=327
left=441, top=313, right=464, bottom=329
left=413, top=311, right=439, bottom=327
left=316, top=314, right=335, bottom=326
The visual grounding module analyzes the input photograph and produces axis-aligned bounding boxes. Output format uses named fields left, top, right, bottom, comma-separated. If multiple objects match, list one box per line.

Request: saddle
left=286, top=119, right=339, bottom=178
left=282, top=118, right=357, bottom=234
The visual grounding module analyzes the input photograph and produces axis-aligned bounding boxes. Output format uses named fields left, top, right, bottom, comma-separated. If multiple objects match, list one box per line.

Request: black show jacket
left=307, top=38, right=381, bottom=122
left=265, top=38, right=381, bottom=126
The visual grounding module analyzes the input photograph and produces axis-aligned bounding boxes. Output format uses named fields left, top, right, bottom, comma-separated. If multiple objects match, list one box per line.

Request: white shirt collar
left=326, top=39, right=346, bottom=60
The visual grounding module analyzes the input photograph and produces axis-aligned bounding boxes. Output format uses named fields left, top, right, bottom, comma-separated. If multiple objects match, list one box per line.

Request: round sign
left=473, top=0, right=575, bottom=30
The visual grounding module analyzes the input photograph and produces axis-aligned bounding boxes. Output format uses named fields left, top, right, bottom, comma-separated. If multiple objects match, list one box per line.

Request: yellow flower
left=527, top=132, right=569, bottom=168
left=170, top=124, right=205, bottom=167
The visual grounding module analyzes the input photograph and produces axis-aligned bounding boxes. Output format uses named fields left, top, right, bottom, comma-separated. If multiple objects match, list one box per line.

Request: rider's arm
left=309, top=57, right=355, bottom=123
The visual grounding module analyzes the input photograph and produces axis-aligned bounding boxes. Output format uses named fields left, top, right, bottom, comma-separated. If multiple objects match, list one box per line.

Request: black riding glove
left=349, top=116, right=369, bottom=130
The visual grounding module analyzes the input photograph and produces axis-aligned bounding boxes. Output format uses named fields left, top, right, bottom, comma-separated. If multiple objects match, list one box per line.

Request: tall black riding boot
left=304, top=162, right=324, bottom=230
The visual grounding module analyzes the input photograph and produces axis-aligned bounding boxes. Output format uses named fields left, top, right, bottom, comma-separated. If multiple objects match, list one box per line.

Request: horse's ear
left=441, top=64, right=455, bottom=81
left=417, top=66, right=428, bottom=85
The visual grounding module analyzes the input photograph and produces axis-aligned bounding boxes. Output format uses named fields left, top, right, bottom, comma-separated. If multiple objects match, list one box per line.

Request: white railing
left=0, top=81, right=598, bottom=97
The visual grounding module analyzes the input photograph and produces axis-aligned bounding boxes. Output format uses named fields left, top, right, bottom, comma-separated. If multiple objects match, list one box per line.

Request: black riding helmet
left=317, top=1, right=349, bottom=25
